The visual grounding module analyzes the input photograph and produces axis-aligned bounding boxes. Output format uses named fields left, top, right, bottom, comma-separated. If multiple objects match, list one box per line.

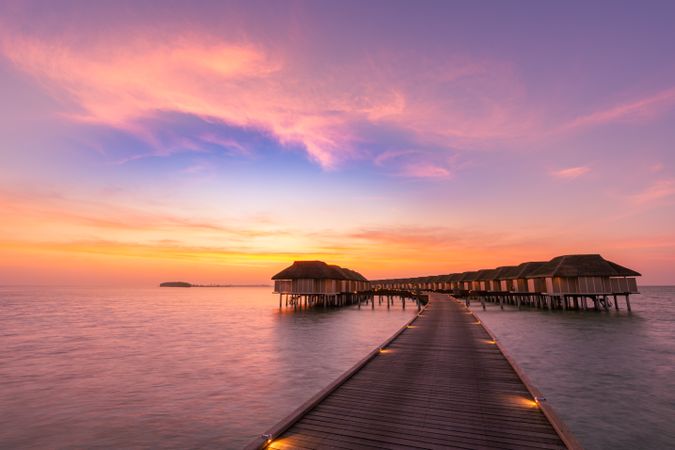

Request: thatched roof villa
left=272, top=261, right=368, bottom=295
left=527, top=254, right=641, bottom=295
left=501, top=261, right=546, bottom=293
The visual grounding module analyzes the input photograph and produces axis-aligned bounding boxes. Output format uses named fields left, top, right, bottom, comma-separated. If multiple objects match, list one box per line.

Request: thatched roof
left=527, top=254, right=641, bottom=278
left=272, top=261, right=368, bottom=280
left=501, top=262, right=546, bottom=279
left=484, top=266, right=514, bottom=280
left=341, top=267, right=369, bottom=282
left=476, top=269, right=498, bottom=281
left=328, top=265, right=350, bottom=279
left=462, top=271, right=485, bottom=282
left=448, top=273, right=464, bottom=281
left=458, top=271, right=477, bottom=281
left=497, top=265, right=521, bottom=279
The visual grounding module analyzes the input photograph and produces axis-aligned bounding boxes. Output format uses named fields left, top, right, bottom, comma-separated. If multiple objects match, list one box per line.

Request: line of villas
left=273, top=254, right=640, bottom=312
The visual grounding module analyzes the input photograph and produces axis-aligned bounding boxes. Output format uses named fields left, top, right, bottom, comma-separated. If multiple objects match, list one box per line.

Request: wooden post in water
left=613, top=294, right=619, bottom=310
left=625, top=294, right=631, bottom=312
left=498, top=296, right=502, bottom=310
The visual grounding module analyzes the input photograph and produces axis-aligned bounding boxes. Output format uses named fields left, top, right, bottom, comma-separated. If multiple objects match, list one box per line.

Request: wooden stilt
left=613, top=294, right=619, bottom=310
left=625, top=294, right=631, bottom=312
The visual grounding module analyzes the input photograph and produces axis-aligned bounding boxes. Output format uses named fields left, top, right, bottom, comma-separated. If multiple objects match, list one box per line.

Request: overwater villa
left=369, top=254, right=641, bottom=312
left=276, top=254, right=641, bottom=313
left=272, top=260, right=369, bottom=308
left=526, top=254, right=640, bottom=310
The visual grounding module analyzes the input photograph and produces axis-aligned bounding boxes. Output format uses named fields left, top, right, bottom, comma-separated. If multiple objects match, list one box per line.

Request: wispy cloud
left=561, top=87, right=675, bottom=132
left=0, top=28, right=533, bottom=172
left=629, top=178, right=675, bottom=206
left=650, top=162, right=665, bottom=173
left=397, top=163, right=451, bottom=178
left=551, top=166, right=591, bottom=179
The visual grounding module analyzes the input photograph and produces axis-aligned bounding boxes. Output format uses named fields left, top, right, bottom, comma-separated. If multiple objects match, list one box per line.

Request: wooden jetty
left=246, top=293, right=580, bottom=450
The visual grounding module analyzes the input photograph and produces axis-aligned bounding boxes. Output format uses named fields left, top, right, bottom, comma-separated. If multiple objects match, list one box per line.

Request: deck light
left=262, top=433, right=272, bottom=443
left=534, top=396, right=546, bottom=405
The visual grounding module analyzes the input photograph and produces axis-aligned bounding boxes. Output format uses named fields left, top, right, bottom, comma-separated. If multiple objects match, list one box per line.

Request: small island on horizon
left=159, top=281, right=271, bottom=288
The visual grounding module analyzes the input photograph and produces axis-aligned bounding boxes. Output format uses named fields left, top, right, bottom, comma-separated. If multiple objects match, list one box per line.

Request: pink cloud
left=650, top=162, right=665, bottom=173
left=629, top=179, right=675, bottom=205
left=561, top=87, right=675, bottom=131
left=0, top=28, right=535, bottom=171
left=398, top=162, right=451, bottom=178
left=551, top=166, right=591, bottom=179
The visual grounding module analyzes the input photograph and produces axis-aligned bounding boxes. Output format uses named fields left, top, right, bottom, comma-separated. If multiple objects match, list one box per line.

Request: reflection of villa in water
left=274, top=254, right=640, bottom=312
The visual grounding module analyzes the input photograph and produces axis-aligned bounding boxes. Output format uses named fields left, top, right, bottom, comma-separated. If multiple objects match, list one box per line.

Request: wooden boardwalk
left=246, top=293, right=579, bottom=450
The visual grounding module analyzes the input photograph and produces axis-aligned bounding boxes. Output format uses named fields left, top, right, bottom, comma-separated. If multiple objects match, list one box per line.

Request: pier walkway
left=247, top=293, right=578, bottom=449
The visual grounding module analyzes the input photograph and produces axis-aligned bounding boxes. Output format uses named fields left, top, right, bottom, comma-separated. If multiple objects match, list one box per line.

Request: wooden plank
left=246, top=293, right=579, bottom=449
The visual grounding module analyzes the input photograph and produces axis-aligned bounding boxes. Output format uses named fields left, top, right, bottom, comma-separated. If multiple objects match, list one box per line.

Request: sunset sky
left=1, top=0, right=674, bottom=285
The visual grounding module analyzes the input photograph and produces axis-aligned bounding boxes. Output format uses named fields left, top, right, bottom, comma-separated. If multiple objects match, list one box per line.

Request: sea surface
left=1, top=286, right=673, bottom=449
left=0, top=287, right=416, bottom=449
left=471, top=286, right=675, bottom=450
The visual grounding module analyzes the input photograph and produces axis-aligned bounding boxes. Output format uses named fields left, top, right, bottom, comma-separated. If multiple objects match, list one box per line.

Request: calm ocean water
left=0, top=287, right=416, bottom=449
left=1, top=286, right=673, bottom=449
left=471, top=286, right=675, bottom=450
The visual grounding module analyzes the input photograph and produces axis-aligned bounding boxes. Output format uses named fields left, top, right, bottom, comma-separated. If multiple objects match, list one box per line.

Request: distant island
left=160, top=281, right=192, bottom=287
left=159, top=281, right=271, bottom=288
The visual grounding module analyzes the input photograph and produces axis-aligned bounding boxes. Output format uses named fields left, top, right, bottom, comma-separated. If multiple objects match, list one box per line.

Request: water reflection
left=0, top=287, right=416, bottom=449
left=471, top=286, right=675, bottom=450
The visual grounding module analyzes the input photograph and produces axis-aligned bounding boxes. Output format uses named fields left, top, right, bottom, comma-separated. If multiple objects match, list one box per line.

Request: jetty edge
left=244, top=301, right=430, bottom=450
left=460, top=297, right=582, bottom=450
left=246, top=293, right=581, bottom=449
